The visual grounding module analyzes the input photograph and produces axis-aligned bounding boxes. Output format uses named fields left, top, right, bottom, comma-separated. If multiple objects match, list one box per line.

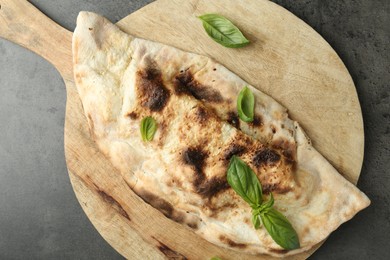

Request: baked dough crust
left=72, top=12, right=370, bottom=256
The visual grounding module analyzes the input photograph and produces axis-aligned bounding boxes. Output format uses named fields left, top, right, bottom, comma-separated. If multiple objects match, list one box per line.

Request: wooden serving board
left=0, top=0, right=364, bottom=259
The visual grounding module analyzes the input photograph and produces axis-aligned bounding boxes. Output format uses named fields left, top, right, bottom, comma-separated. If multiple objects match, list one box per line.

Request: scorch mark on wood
left=97, top=190, right=131, bottom=221
left=151, top=236, right=188, bottom=259
left=72, top=171, right=131, bottom=221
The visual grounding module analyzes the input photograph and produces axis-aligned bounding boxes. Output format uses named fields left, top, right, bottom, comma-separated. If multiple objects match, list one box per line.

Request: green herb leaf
left=210, top=257, right=222, bottom=260
left=237, top=86, right=255, bottom=122
left=227, top=155, right=262, bottom=208
left=252, top=212, right=261, bottom=229
left=258, top=193, right=274, bottom=213
left=198, top=14, right=250, bottom=48
left=140, top=116, right=157, bottom=141
left=260, top=208, right=300, bottom=250
left=227, top=156, right=299, bottom=250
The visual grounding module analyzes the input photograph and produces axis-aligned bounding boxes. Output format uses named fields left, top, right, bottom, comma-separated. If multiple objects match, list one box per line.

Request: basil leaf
left=251, top=212, right=261, bottom=229
left=227, top=156, right=262, bottom=207
left=226, top=156, right=299, bottom=250
left=258, top=193, right=274, bottom=213
left=140, top=116, right=157, bottom=141
left=237, top=86, right=255, bottom=122
left=198, top=14, right=250, bottom=48
left=260, top=208, right=300, bottom=250
left=210, top=257, right=222, bottom=260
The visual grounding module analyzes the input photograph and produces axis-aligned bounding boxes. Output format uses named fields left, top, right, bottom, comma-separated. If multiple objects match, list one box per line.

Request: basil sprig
left=237, top=86, right=254, bottom=122
left=227, top=156, right=300, bottom=250
left=140, top=116, right=157, bottom=142
left=227, top=155, right=262, bottom=207
left=260, top=207, right=300, bottom=250
left=198, top=14, right=250, bottom=48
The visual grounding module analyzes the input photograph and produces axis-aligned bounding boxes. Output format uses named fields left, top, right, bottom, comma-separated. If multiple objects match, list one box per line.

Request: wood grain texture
left=0, top=0, right=73, bottom=81
left=0, top=0, right=364, bottom=259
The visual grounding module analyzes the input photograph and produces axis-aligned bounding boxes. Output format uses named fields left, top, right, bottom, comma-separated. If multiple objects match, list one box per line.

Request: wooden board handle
left=0, top=0, right=73, bottom=81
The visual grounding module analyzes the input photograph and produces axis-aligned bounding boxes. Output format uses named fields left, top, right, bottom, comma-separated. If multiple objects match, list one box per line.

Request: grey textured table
left=0, top=0, right=388, bottom=259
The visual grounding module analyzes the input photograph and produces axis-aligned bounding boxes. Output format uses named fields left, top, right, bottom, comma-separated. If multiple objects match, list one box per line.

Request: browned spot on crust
left=223, top=143, right=247, bottom=161
left=157, top=121, right=169, bottom=147
left=189, top=222, right=199, bottom=230
left=227, top=111, right=240, bottom=129
left=208, top=201, right=237, bottom=218
left=219, top=235, right=247, bottom=249
left=88, top=27, right=93, bottom=31
left=269, top=248, right=289, bottom=254
left=136, top=66, right=170, bottom=111
left=166, top=176, right=183, bottom=189
left=182, top=147, right=229, bottom=199
left=174, top=71, right=223, bottom=103
left=196, top=176, right=230, bottom=198
left=97, top=190, right=130, bottom=221
left=272, top=139, right=297, bottom=162
left=186, top=222, right=199, bottom=229
left=183, top=146, right=208, bottom=175
left=126, top=111, right=138, bottom=119
left=194, top=106, right=210, bottom=124
left=271, top=125, right=277, bottom=134
left=262, top=183, right=292, bottom=195
left=251, top=115, right=263, bottom=127
left=301, top=226, right=310, bottom=237
left=151, top=236, right=188, bottom=259
left=75, top=71, right=85, bottom=85
left=253, top=148, right=281, bottom=167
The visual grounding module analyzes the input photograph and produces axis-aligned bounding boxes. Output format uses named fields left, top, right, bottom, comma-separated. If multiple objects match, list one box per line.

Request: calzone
left=72, top=12, right=370, bottom=256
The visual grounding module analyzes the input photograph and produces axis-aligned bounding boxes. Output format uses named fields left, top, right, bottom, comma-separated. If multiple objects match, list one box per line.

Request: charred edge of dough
left=223, top=143, right=247, bottom=161
left=218, top=235, right=247, bottom=249
left=97, top=190, right=131, bottom=221
left=126, top=111, right=138, bottom=119
left=136, top=65, right=170, bottom=112
left=183, top=146, right=207, bottom=177
left=183, top=147, right=230, bottom=199
left=253, top=148, right=281, bottom=167
left=174, top=70, right=223, bottom=103
left=262, top=183, right=292, bottom=195
left=194, top=105, right=210, bottom=124
left=251, top=115, right=263, bottom=127
left=227, top=111, right=240, bottom=129
left=208, top=202, right=237, bottom=218
left=151, top=236, right=188, bottom=259
left=269, top=248, right=289, bottom=254
left=196, top=176, right=230, bottom=199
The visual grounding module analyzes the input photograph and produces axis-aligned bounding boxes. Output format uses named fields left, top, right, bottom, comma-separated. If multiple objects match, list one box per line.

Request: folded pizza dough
left=72, top=12, right=370, bottom=257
